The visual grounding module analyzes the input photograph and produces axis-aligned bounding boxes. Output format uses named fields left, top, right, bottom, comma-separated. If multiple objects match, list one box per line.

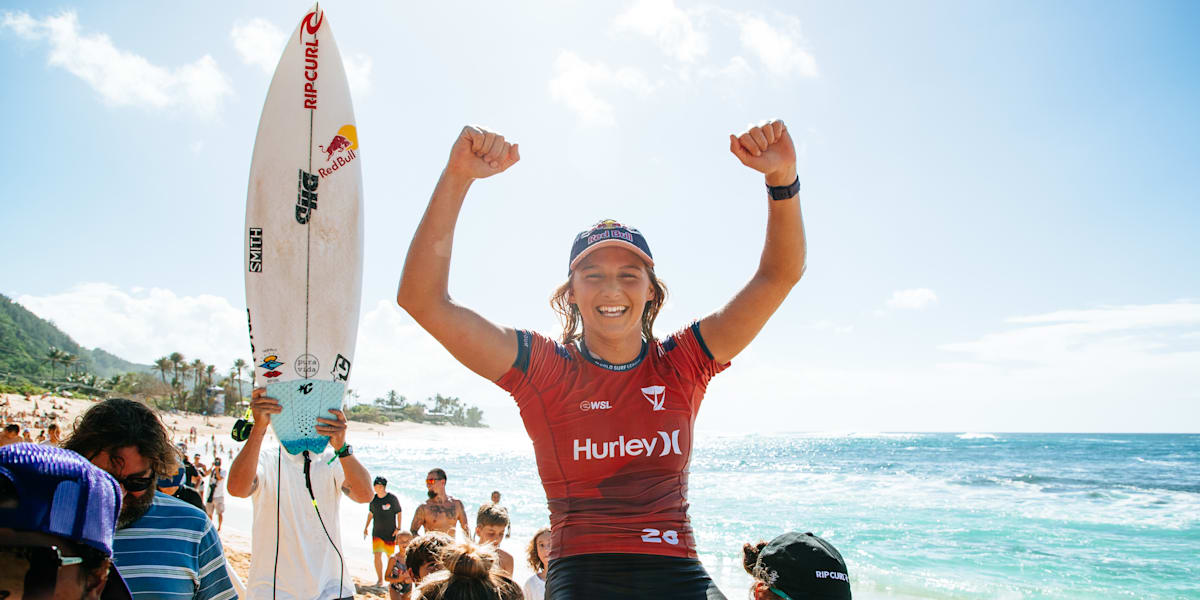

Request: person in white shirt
left=227, top=387, right=374, bottom=600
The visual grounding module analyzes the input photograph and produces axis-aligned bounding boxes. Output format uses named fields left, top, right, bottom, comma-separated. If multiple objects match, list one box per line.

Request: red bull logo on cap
left=318, top=124, right=359, bottom=177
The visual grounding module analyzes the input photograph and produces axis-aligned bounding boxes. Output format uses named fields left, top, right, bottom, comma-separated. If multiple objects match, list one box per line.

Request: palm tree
left=168, top=352, right=184, bottom=386
left=232, top=358, right=247, bottom=406
left=168, top=352, right=184, bottom=405
left=63, top=353, right=79, bottom=376
left=153, top=356, right=171, bottom=384
left=205, top=364, right=216, bottom=388
left=44, top=347, right=64, bottom=380
left=191, top=359, right=204, bottom=394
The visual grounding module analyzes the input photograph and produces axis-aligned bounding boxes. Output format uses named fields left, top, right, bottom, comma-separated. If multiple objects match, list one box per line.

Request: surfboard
left=244, top=4, right=363, bottom=456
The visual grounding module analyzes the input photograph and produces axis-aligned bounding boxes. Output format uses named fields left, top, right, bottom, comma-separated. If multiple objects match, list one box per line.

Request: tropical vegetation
left=1, top=294, right=487, bottom=426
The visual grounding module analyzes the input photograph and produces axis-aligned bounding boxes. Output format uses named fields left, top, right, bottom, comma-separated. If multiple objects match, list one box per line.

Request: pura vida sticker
left=294, top=354, right=319, bottom=378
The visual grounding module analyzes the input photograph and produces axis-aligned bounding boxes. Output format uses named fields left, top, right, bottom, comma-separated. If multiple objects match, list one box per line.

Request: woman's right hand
left=445, top=125, right=520, bottom=181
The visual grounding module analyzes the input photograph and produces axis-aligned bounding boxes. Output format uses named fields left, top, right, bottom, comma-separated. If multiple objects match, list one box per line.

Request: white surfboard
left=244, top=4, right=363, bottom=455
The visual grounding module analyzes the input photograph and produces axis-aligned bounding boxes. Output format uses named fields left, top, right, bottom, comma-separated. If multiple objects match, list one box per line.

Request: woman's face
left=568, top=246, right=655, bottom=343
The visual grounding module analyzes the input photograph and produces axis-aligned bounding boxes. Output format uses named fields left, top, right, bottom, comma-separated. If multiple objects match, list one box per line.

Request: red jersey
left=496, top=322, right=728, bottom=560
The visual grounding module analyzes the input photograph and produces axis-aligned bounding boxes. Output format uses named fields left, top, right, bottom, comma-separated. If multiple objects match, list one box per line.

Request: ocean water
left=352, top=430, right=1199, bottom=599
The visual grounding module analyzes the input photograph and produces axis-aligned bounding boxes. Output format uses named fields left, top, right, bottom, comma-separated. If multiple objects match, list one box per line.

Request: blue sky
left=2, top=1, right=1197, bottom=432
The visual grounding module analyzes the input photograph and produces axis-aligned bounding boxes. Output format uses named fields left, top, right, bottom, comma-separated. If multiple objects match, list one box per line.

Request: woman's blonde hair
left=549, top=266, right=668, bottom=344
left=525, top=526, right=551, bottom=573
left=413, top=540, right=523, bottom=600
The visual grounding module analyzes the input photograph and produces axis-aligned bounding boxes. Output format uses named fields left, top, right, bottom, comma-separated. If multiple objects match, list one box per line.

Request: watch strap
left=767, top=176, right=800, bottom=200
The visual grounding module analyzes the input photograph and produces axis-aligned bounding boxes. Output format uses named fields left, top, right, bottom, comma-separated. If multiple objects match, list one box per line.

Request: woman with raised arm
left=397, top=119, right=805, bottom=600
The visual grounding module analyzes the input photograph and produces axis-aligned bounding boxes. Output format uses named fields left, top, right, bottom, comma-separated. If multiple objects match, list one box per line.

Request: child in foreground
left=522, top=526, right=551, bottom=600
left=474, top=502, right=514, bottom=574
left=385, top=531, right=416, bottom=600
left=413, top=539, right=522, bottom=600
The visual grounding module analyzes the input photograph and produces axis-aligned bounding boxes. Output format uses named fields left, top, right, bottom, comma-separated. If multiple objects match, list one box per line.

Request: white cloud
left=701, top=301, right=1200, bottom=433
left=230, top=17, right=285, bottom=73
left=941, top=302, right=1200, bottom=364
left=15, top=285, right=519, bottom=426
left=886, top=288, right=938, bottom=310
left=349, top=300, right=514, bottom=417
left=810, top=319, right=854, bottom=335
left=14, top=285, right=1198, bottom=432
left=2, top=10, right=232, bottom=117
left=344, top=53, right=373, bottom=97
left=698, top=55, right=752, bottom=82
left=230, top=17, right=371, bottom=97
left=548, top=50, right=657, bottom=126
left=16, top=283, right=249, bottom=368
left=733, top=13, right=818, bottom=78
left=613, top=0, right=708, bottom=62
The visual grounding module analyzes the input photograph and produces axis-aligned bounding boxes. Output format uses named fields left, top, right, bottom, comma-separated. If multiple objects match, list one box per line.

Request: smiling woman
left=397, top=119, right=805, bottom=599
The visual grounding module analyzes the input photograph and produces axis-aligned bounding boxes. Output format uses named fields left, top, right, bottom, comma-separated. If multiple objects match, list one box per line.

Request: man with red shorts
left=364, top=476, right=402, bottom=587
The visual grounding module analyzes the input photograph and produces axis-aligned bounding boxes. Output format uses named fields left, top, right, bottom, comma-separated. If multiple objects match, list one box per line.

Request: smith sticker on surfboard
left=245, top=4, right=363, bottom=455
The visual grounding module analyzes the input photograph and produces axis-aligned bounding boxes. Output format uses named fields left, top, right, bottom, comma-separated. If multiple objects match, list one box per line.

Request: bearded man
left=64, top=398, right=236, bottom=600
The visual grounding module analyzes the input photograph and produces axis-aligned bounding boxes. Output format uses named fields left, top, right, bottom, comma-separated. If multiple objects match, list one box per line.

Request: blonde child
left=522, top=527, right=551, bottom=600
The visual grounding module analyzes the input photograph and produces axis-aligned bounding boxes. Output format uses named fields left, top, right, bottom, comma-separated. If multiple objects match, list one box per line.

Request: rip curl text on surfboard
left=301, top=10, right=321, bottom=109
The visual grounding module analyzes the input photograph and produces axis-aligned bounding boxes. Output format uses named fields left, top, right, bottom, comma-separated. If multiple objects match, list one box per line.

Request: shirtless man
left=409, top=468, right=470, bottom=539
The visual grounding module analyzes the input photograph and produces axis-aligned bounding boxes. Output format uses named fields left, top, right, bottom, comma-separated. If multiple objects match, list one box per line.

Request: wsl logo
left=641, top=385, right=666, bottom=411
left=573, top=430, right=682, bottom=461
left=579, top=400, right=612, bottom=412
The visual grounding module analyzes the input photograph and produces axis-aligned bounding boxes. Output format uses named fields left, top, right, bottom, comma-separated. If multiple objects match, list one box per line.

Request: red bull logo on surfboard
left=318, top=124, right=359, bottom=177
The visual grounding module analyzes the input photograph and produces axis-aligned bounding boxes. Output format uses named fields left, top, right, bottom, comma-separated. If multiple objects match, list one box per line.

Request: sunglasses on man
left=0, top=545, right=85, bottom=599
left=112, top=471, right=155, bottom=493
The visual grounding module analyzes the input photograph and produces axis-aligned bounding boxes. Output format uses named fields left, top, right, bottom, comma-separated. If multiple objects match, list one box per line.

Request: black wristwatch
left=767, top=176, right=800, bottom=200
left=335, top=444, right=353, bottom=458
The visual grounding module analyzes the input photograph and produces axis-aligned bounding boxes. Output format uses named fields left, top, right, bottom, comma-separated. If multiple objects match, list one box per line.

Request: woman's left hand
left=729, top=119, right=797, bottom=186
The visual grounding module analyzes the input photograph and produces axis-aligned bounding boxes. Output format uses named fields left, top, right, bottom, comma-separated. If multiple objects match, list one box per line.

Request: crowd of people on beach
left=2, top=394, right=851, bottom=600
left=0, top=393, right=66, bottom=446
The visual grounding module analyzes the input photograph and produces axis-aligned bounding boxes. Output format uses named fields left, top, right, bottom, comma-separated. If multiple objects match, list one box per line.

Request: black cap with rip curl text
left=753, top=531, right=851, bottom=600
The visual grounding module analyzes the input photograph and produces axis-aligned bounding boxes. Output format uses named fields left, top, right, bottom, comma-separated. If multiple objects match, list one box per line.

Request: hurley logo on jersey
left=573, top=430, right=682, bottom=461
left=641, top=385, right=667, bottom=411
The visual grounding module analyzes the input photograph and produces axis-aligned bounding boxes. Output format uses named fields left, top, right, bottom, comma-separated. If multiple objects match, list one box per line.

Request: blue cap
left=0, top=443, right=133, bottom=599
left=157, top=466, right=186, bottom=488
left=568, top=219, right=654, bottom=275
left=0, top=443, right=123, bottom=555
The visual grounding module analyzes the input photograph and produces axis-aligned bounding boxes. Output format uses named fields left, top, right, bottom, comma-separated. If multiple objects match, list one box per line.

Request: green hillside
left=0, top=294, right=151, bottom=380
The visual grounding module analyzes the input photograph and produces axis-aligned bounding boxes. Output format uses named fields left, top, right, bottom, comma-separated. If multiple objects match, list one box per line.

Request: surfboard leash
left=273, top=444, right=280, bottom=600
left=303, top=449, right=346, bottom=599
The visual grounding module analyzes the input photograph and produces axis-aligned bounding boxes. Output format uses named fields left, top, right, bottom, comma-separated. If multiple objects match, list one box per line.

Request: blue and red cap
left=568, top=219, right=654, bottom=274
left=0, top=443, right=133, bottom=599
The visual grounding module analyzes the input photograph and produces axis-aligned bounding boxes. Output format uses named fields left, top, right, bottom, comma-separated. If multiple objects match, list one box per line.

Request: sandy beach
left=3, top=392, right=534, bottom=598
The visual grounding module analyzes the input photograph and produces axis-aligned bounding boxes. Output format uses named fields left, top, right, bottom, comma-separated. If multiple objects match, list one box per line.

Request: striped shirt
left=113, top=491, right=238, bottom=600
